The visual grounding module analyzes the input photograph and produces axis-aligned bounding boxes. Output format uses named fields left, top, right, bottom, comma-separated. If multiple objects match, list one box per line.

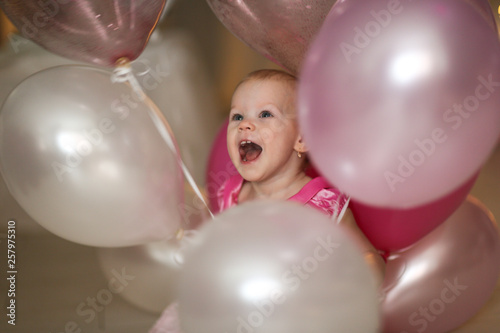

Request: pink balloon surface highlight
left=206, top=0, right=337, bottom=74
left=381, top=197, right=500, bottom=333
left=298, top=0, right=500, bottom=207
left=351, top=172, right=478, bottom=252
left=0, top=0, right=166, bottom=67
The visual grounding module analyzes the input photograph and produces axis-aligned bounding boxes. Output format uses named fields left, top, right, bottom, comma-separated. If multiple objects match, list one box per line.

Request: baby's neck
left=239, top=171, right=312, bottom=203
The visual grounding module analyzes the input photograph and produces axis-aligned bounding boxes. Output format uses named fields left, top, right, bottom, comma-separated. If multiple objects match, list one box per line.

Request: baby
left=219, top=68, right=384, bottom=278
left=219, top=69, right=347, bottom=218
left=150, top=69, right=384, bottom=333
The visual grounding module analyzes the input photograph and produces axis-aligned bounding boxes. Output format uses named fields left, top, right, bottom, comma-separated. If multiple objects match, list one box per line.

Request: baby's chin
left=239, top=174, right=263, bottom=183
left=235, top=165, right=264, bottom=182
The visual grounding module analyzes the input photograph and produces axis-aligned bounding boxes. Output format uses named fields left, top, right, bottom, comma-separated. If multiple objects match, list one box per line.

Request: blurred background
left=0, top=1, right=499, bottom=332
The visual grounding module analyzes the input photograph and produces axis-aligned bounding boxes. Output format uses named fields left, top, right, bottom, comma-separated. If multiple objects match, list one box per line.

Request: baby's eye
left=231, top=113, right=243, bottom=121
left=259, top=110, right=273, bottom=118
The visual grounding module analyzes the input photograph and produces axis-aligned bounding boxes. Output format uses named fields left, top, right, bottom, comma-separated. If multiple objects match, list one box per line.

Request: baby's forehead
left=234, top=78, right=297, bottom=115
left=250, top=76, right=294, bottom=89
left=240, top=78, right=296, bottom=99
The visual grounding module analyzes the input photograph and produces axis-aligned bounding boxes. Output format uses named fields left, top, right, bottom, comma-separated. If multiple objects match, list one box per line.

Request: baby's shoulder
left=311, top=187, right=348, bottom=208
left=301, top=177, right=349, bottom=217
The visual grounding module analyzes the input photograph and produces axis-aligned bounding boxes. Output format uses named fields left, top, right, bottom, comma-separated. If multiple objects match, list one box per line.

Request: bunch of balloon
left=0, top=0, right=193, bottom=246
left=296, top=0, right=500, bottom=332
left=0, top=1, right=225, bottom=318
left=298, top=0, right=500, bottom=208
left=382, top=197, right=500, bottom=333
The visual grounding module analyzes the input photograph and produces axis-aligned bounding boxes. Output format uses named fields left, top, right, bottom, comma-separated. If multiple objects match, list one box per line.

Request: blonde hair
left=234, top=69, right=297, bottom=112
left=235, top=69, right=296, bottom=91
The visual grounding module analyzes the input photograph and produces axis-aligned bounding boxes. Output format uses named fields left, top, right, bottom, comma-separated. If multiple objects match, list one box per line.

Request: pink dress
left=150, top=175, right=349, bottom=333
left=217, top=174, right=348, bottom=218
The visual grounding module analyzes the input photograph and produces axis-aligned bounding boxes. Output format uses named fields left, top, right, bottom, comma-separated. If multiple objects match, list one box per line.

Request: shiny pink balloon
left=382, top=197, right=500, bottom=333
left=206, top=0, right=337, bottom=74
left=0, top=0, right=166, bottom=67
left=205, top=120, right=238, bottom=212
left=298, top=0, right=500, bottom=207
left=351, top=172, right=478, bottom=253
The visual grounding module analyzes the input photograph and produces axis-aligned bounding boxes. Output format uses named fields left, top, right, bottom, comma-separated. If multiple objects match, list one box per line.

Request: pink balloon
left=0, top=0, right=166, bottom=67
left=205, top=119, right=238, bottom=212
left=351, top=172, right=478, bottom=253
left=298, top=0, right=500, bottom=207
left=206, top=0, right=337, bottom=74
left=382, top=197, right=500, bottom=333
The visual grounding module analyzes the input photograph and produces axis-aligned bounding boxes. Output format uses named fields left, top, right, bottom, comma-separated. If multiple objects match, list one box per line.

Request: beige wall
left=0, top=10, right=15, bottom=47
left=159, top=0, right=279, bottom=111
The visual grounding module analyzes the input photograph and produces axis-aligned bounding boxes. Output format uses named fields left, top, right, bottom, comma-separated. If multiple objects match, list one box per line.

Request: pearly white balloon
left=178, top=201, right=380, bottom=333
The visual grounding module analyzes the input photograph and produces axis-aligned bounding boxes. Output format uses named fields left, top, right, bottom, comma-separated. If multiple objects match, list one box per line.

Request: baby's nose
left=238, top=120, right=255, bottom=131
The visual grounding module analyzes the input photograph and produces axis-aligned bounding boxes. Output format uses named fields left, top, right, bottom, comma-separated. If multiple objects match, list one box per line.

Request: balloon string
left=333, top=196, right=350, bottom=224
left=111, top=59, right=215, bottom=223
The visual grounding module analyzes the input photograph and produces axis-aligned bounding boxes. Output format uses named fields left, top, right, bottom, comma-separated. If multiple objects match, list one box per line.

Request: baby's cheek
left=228, top=150, right=240, bottom=168
left=260, top=128, right=276, bottom=144
left=226, top=137, right=237, bottom=159
left=270, top=119, right=288, bottom=132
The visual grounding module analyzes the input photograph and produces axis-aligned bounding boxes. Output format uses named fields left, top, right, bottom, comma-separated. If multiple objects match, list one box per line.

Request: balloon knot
left=111, top=58, right=145, bottom=100
left=115, top=57, right=131, bottom=68
left=175, top=228, right=185, bottom=240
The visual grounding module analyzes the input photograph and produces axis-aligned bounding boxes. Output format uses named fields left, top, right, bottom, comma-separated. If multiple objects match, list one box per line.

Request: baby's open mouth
left=239, top=141, right=262, bottom=162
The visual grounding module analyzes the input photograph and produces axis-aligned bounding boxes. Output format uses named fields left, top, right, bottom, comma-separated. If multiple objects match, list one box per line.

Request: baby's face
left=227, top=78, right=301, bottom=182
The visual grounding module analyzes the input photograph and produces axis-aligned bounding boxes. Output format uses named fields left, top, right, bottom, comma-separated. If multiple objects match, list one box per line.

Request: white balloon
left=178, top=201, right=380, bottom=333
left=97, top=239, right=183, bottom=313
left=0, top=65, right=183, bottom=247
left=0, top=30, right=221, bottom=236
left=0, top=36, right=83, bottom=234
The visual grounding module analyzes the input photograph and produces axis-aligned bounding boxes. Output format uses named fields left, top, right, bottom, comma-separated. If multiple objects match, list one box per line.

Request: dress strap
left=288, top=177, right=331, bottom=203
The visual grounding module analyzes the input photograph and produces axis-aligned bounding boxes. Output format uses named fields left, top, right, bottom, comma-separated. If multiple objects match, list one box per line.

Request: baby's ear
left=294, top=135, right=308, bottom=153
